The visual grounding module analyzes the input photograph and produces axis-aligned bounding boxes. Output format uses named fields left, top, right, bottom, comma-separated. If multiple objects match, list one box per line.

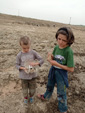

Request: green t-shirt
left=52, top=45, right=74, bottom=67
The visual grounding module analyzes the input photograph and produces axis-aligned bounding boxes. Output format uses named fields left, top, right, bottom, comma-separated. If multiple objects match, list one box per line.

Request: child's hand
left=22, top=67, right=27, bottom=71
left=19, top=66, right=28, bottom=72
left=47, top=52, right=53, bottom=61
left=29, top=62, right=39, bottom=66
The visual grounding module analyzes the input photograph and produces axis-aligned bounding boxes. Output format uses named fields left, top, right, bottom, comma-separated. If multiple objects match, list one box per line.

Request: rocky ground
left=0, top=13, right=85, bottom=113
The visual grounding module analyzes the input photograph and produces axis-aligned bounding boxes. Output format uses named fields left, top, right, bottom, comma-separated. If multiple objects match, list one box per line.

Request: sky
left=0, top=0, right=85, bottom=25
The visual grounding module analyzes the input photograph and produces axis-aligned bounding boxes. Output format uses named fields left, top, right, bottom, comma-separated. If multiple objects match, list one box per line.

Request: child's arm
left=16, top=52, right=27, bottom=71
left=47, top=55, right=74, bottom=72
left=29, top=62, right=40, bottom=66
left=32, top=50, right=44, bottom=66
left=49, top=59, right=74, bottom=72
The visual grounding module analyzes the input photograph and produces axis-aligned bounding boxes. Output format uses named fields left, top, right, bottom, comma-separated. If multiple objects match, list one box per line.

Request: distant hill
left=0, top=13, right=70, bottom=27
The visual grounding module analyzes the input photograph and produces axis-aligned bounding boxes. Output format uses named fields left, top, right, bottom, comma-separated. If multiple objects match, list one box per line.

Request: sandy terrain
left=0, top=13, right=85, bottom=113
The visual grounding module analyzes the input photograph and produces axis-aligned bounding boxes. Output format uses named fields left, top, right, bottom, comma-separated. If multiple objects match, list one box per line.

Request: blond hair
left=19, top=36, right=31, bottom=45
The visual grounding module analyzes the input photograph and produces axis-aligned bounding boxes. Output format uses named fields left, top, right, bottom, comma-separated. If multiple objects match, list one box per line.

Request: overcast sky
left=0, top=0, right=84, bottom=25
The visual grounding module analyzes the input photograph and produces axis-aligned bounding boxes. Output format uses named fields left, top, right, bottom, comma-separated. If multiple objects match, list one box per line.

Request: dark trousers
left=44, top=70, right=68, bottom=112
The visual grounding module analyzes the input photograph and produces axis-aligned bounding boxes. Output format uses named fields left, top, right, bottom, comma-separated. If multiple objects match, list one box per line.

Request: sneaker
left=29, top=97, right=34, bottom=103
left=24, top=99, right=28, bottom=104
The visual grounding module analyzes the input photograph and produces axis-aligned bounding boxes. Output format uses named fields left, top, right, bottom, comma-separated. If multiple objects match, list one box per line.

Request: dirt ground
left=0, top=13, right=85, bottom=113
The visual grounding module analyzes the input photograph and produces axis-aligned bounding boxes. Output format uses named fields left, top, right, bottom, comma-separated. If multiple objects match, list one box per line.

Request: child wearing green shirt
left=38, top=27, right=75, bottom=113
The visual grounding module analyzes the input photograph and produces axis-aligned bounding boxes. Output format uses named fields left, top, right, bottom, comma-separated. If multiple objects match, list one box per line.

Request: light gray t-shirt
left=16, top=50, right=44, bottom=80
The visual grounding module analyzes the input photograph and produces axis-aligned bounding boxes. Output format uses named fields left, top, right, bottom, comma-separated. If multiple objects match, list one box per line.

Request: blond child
left=16, top=36, right=44, bottom=104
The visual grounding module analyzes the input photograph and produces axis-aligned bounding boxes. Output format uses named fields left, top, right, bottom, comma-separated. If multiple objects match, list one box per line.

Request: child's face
left=20, top=42, right=30, bottom=53
left=57, top=34, right=68, bottom=49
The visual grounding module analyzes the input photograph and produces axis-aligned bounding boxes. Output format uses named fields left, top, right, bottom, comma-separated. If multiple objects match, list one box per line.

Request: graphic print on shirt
left=54, top=55, right=65, bottom=64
